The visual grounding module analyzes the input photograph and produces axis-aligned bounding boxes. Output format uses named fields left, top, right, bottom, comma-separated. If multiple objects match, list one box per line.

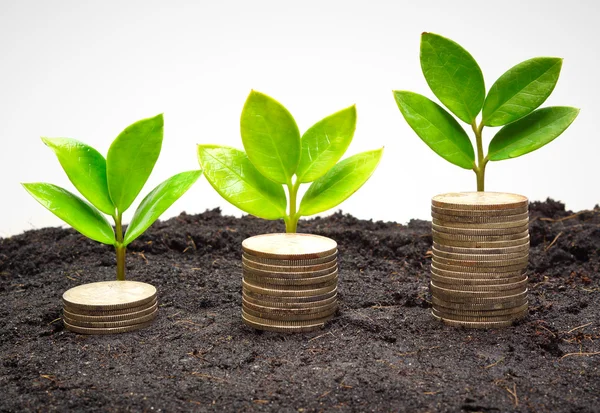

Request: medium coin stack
left=430, top=192, right=529, bottom=328
left=241, top=233, right=338, bottom=333
left=62, top=281, right=158, bottom=334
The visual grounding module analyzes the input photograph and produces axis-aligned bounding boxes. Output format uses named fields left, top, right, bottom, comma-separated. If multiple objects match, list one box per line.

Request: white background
left=1, top=0, right=598, bottom=237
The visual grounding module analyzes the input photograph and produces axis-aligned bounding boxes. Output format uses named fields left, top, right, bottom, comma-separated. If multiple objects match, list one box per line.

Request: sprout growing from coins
left=394, top=32, right=579, bottom=191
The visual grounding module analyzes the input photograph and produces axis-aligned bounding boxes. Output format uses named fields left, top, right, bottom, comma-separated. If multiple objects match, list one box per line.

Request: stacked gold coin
left=430, top=192, right=529, bottom=328
left=241, top=233, right=338, bottom=333
left=62, top=281, right=158, bottom=334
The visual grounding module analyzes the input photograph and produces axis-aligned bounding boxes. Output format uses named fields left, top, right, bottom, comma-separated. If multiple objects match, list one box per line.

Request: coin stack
left=430, top=192, right=529, bottom=328
left=241, top=233, right=338, bottom=333
left=62, top=281, right=158, bottom=334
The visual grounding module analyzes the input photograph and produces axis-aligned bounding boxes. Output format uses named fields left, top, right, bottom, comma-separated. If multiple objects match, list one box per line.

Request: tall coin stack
left=430, top=192, right=529, bottom=328
left=62, top=281, right=158, bottom=334
left=241, top=233, right=338, bottom=333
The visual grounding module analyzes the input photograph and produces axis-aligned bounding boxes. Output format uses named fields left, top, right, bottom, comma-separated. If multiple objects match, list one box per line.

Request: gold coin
left=63, top=302, right=158, bottom=322
left=432, top=260, right=527, bottom=274
left=431, top=192, right=528, bottom=211
left=63, top=281, right=157, bottom=311
left=431, top=211, right=529, bottom=224
left=431, top=295, right=527, bottom=310
left=242, top=304, right=337, bottom=321
left=64, top=319, right=155, bottom=335
left=63, top=308, right=158, bottom=328
left=242, top=315, right=328, bottom=333
left=432, top=307, right=527, bottom=322
left=63, top=297, right=158, bottom=316
left=242, top=255, right=337, bottom=272
left=242, top=281, right=337, bottom=297
left=432, top=302, right=528, bottom=318
left=242, top=291, right=338, bottom=308
left=242, top=276, right=337, bottom=291
left=430, top=284, right=527, bottom=302
left=432, top=217, right=529, bottom=229
left=432, top=223, right=529, bottom=236
left=430, top=273, right=527, bottom=286
left=242, top=297, right=337, bottom=315
left=430, top=277, right=528, bottom=292
left=432, top=241, right=529, bottom=255
left=432, top=247, right=528, bottom=261
left=242, top=262, right=337, bottom=279
left=242, top=310, right=334, bottom=327
left=431, top=311, right=522, bottom=328
left=433, top=235, right=530, bottom=249
left=432, top=255, right=529, bottom=268
left=431, top=205, right=528, bottom=216
left=243, top=270, right=339, bottom=286
left=242, top=233, right=337, bottom=259
left=242, top=251, right=338, bottom=266
left=432, top=229, right=529, bottom=242
left=431, top=265, right=526, bottom=279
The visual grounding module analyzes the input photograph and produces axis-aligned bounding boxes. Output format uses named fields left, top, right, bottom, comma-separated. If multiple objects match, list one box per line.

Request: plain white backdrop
left=1, top=0, right=598, bottom=237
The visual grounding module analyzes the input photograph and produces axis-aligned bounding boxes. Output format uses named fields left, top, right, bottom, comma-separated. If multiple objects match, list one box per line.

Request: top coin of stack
left=430, top=192, right=529, bottom=329
left=62, top=281, right=158, bottom=334
left=241, top=233, right=339, bottom=333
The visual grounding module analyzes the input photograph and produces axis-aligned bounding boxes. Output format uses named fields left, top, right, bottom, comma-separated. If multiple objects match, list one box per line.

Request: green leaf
left=22, top=183, right=115, bottom=245
left=393, top=91, right=475, bottom=169
left=488, top=107, right=579, bottom=161
left=240, top=91, right=301, bottom=184
left=42, top=138, right=115, bottom=215
left=299, top=148, right=383, bottom=217
left=124, top=170, right=202, bottom=245
left=197, top=145, right=287, bottom=220
left=420, top=32, right=485, bottom=124
left=296, top=105, right=357, bottom=183
left=483, top=57, right=563, bottom=127
left=107, top=114, right=164, bottom=213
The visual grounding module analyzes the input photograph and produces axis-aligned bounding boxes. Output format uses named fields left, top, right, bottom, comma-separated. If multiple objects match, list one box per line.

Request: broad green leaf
left=420, top=32, right=485, bottom=124
left=107, top=114, right=164, bottom=213
left=488, top=107, right=579, bottom=161
left=393, top=91, right=475, bottom=169
left=483, top=57, right=563, bottom=126
left=124, top=170, right=202, bottom=245
left=22, top=183, right=115, bottom=245
left=299, top=148, right=383, bottom=217
left=240, top=91, right=301, bottom=184
left=296, top=105, right=356, bottom=183
left=42, top=138, right=115, bottom=215
left=197, top=145, right=287, bottom=220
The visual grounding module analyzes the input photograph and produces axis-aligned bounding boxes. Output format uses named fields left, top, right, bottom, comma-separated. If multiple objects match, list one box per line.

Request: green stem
left=285, top=179, right=301, bottom=233
left=115, top=213, right=126, bottom=281
left=471, top=121, right=487, bottom=192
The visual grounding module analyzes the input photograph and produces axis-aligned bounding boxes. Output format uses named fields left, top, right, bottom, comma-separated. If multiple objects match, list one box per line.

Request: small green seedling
left=198, top=91, right=383, bottom=233
left=22, top=114, right=202, bottom=280
left=394, top=32, right=579, bottom=191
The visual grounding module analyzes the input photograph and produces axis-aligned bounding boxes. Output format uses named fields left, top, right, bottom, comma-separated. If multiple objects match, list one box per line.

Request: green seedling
left=22, top=114, right=202, bottom=280
left=198, top=90, right=383, bottom=233
left=394, top=32, right=579, bottom=191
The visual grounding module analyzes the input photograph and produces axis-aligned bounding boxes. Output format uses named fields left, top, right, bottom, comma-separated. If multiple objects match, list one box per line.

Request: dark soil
left=1, top=200, right=599, bottom=412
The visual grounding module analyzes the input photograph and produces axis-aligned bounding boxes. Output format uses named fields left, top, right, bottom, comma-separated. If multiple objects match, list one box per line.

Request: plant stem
left=471, top=121, right=488, bottom=192
left=115, top=213, right=126, bottom=281
left=285, top=179, right=301, bottom=233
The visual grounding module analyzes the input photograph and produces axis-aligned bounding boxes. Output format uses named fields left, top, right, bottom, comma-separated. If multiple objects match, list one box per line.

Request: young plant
left=22, top=114, right=202, bottom=280
left=393, top=32, right=579, bottom=191
left=197, top=91, right=383, bottom=233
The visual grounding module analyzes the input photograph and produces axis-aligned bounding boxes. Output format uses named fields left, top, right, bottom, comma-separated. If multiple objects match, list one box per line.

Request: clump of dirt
left=0, top=200, right=598, bottom=412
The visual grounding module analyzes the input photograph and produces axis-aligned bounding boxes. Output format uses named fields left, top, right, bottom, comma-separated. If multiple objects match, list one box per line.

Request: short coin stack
left=241, top=233, right=338, bottom=333
left=430, top=192, right=529, bottom=328
left=62, top=281, right=158, bottom=334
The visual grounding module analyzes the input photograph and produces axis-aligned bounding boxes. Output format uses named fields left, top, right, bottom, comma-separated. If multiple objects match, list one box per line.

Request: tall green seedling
left=198, top=91, right=383, bottom=232
left=394, top=32, right=579, bottom=191
left=23, top=114, right=202, bottom=280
